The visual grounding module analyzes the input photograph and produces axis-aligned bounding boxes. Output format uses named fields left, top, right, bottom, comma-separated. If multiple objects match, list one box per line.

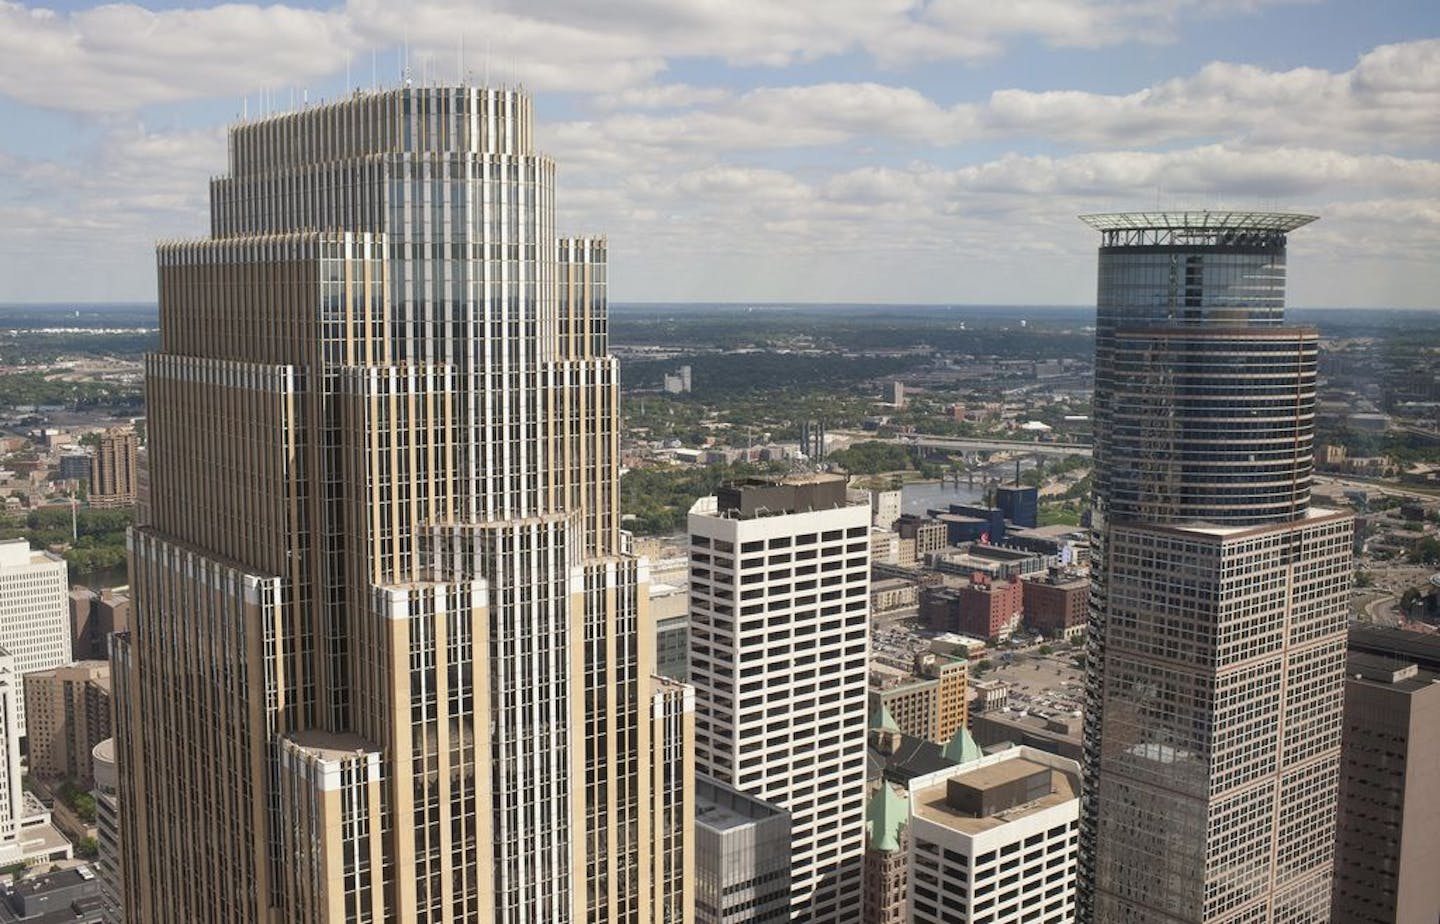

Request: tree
left=1408, top=537, right=1440, bottom=565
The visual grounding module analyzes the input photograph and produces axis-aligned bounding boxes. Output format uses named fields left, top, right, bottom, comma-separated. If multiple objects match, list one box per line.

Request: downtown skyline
left=0, top=1, right=1436, bottom=309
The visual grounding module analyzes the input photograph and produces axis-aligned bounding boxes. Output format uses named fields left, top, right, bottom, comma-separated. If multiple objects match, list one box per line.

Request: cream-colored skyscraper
left=112, top=86, right=691, bottom=924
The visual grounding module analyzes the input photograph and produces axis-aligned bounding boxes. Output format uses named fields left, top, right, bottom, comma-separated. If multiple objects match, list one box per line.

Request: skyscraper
left=111, top=86, right=691, bottom=923
left=688, top=474, right=871, bottom=923
left=0, top=538, right=71, bottom=737
left=1331, top=629, right=1440, bottom=923
left=88, top=427, right=139, bottom=509
left=1079, top=212, right=1352, bottom=923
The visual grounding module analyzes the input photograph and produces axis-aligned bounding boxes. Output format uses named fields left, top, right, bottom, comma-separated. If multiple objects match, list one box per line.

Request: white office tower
left=907, top=746, right=1081, bottom=924
left=689, top=474, right=871, bottom=923
left=0, top=650, right=22, bottom=857
left=0, top=539, right=70, bottom=736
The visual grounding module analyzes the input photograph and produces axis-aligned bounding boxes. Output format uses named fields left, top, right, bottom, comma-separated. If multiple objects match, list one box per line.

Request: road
left=832, top=429, right=1091, bottom=458
left=1315, top=474, right=1440, bottom=502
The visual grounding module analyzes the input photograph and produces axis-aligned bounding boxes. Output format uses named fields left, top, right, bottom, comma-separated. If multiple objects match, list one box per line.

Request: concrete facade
left=0, top=539, right=70, bottom=738
left=23, top=661, right=111, bottom=786
left=907, top=747, right=1080, bottom=924
left=689, top=476, right=871, bottom=923
left=694, top=777, right=791, bottom=924
left=88, top=428, right=138, bottom=510
left=1331, top=642, right=1440, bottom=924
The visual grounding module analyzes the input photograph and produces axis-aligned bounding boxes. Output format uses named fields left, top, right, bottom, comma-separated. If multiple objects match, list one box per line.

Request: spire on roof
left=943, top=726, right=984, bottom=765
left=866, top=783, right=908, bottom=853
left=869, top=704, right=901, bottom=734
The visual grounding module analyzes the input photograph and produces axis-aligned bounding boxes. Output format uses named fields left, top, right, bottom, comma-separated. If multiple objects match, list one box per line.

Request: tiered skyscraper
left=111, top=86, right=692, bottom=924
left=1078, top=212, right=1352, bottom=923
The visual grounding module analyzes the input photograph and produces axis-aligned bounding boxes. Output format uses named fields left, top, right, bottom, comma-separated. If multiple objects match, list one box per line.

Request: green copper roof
left=943, top=726, right=984, bottom=765
left=869, top=704, right=901, bottom=734
left=866, top=784, right=908, bottom=853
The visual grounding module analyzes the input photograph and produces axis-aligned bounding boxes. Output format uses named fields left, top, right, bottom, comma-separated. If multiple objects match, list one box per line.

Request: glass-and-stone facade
left=112, top=87, right=691, bottom=924
left=1078, top=212, right=1351, bottom=924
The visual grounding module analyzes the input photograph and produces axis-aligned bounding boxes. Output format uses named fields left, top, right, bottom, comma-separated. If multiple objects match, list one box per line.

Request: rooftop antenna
left=403, top=28, right=412, bottom=86
left=371, top=48, right=378, bottom=91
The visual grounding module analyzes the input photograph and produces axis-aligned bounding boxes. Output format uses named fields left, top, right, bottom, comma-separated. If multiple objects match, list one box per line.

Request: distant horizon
left=1, top=300, right=1437, bottom=313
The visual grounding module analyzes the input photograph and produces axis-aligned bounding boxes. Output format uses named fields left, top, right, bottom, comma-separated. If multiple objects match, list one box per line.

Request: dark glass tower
left=1079, top=213, right=1353, bottom=923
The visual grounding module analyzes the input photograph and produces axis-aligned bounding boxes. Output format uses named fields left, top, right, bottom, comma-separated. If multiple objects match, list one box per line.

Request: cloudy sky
left=1, top=0, right=1437, bottom=308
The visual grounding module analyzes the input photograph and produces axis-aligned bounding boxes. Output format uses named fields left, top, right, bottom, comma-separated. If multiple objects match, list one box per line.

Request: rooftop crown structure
left=112, top=86, right=691, bottom=924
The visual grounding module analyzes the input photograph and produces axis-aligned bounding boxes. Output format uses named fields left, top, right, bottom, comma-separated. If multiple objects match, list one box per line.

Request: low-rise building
left=895, top=515, right=947, bottom=565
left=1021, top=571, right=1088, bottom=639
left=932, top=544, right=1046, bottom=582
left=870, top=577, right=918, bottom=615
left=969, top=680, right=1009, bottom=715
left=921, top=575, right=1024, bottom=641
left=0, top=866, right=104, bottom=923
left=907, top=747, right=1081, bottom=924
left=969, top=711, right=1083, bottom=763
left=694, top=777, right=791, bottom=924
left=870, top=529, right=901, bottom=566
left=868, top=653, right=968, bottom=744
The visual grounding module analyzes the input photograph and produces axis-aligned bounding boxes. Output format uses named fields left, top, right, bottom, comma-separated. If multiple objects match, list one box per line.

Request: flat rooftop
left=1118, top=505, right=1347, bottom=539
left=913, top=758, right=1078, bottom=835
left=1349, top=625, right=1440, bottom=673
left=695, top=777, right=787, bottom=832
left=286, top=730, right=380, bottom=760
left=1079, top=210, right=1317, bottom=233
left=1346, top=651, right=1439, bottom=694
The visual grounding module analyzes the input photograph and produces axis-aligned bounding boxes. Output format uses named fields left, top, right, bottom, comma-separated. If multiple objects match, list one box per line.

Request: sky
left=0, top=1, right=1437, bottom=308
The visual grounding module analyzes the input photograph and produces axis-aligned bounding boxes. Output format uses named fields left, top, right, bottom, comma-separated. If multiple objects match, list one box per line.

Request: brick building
left=920, top=574, right=1023, bottom=641
left=1021, top=571, right=1089, bottom=639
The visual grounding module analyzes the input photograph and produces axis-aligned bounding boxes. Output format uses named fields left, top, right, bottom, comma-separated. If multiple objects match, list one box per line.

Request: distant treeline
left=0, top=372, right=143, bottom=410
left=623, top=351, right=914, bottom=396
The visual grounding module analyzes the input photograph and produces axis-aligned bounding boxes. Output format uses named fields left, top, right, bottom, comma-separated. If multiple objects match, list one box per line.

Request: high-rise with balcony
left=89, top=427, right=139, bottom=509
left=1078, top=212, right=1351, bottom=923
left=111, top=85, right=691, bottom=924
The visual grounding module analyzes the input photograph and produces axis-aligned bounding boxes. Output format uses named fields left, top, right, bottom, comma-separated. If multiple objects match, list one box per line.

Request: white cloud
left=0, top=0, right=1324, bottom=113
left=0, top=1, right=354, bottom=112
left=0, top=2, right=1433, bottom=307
left=543, top=39, right=1440, bottom=160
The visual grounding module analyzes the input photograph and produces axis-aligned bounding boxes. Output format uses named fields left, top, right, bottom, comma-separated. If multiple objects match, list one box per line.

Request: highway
left=832, top=429, right=1092, bottom=458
